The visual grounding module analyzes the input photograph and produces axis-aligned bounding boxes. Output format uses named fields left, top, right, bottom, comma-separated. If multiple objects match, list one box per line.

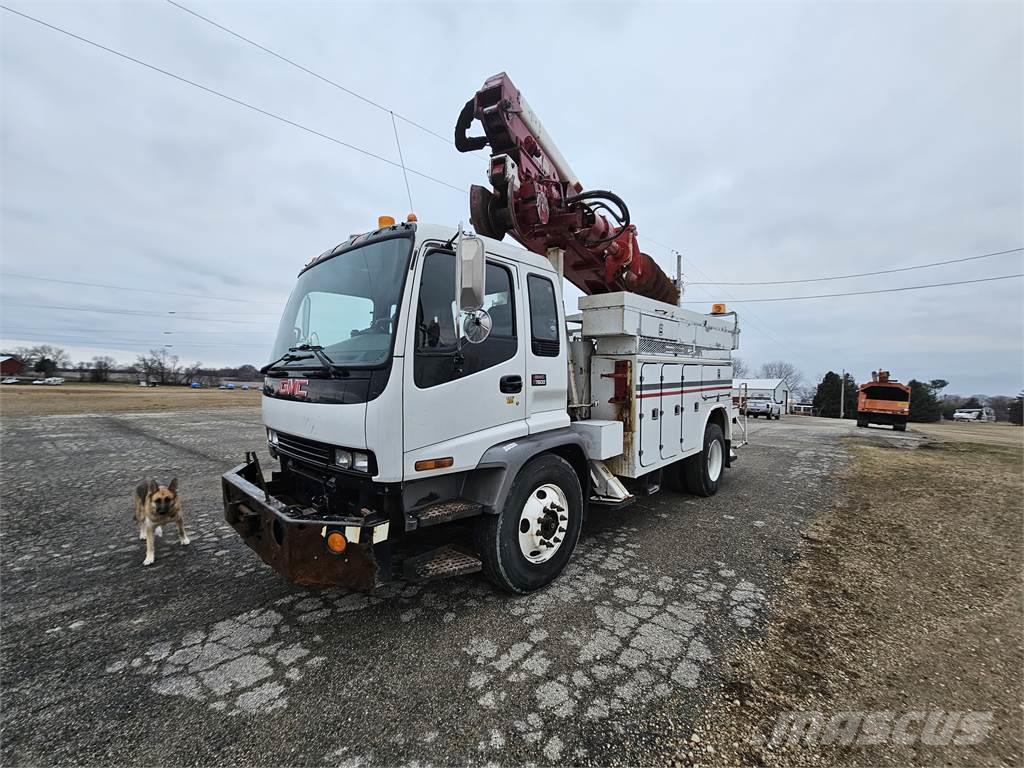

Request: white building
left=733, top=378, right=790, bottom=413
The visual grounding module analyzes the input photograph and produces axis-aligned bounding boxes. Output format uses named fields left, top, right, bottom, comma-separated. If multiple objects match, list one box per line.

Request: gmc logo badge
left=278, top=378, right=309, bottom=398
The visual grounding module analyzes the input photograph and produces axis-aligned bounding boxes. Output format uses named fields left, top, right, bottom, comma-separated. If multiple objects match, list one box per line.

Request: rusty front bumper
left=222, top=458, right=391, bottom=589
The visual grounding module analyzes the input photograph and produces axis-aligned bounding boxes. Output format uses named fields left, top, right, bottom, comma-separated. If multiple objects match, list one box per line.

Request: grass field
left=690, top=432, right=1023, bottom=767
left=909, top=419, right=1023, bottom=448
left=0, top=382, right=260, bottom=417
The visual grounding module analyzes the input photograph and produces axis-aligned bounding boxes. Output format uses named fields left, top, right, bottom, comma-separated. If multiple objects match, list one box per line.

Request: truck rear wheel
left=475, top=454, right=583, bottom=594
left=683, top=422, right=725, bottom=497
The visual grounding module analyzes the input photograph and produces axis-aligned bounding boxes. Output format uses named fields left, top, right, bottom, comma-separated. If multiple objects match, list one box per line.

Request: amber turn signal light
left=414, top=457, right=454, bottom=471
left=325, top=531, right=347, bottom=554
left=711, top=303, right=727, bottom=314
left=378, top=215, right=396, bottom=228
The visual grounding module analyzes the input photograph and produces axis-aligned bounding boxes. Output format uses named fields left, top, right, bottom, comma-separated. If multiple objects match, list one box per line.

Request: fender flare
left=464, top=428, right=590, bottom=514
left=702, top=404, right=733, bottom=467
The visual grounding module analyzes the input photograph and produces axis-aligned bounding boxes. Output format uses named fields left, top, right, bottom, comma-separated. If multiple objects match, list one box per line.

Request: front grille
left=276, top=432, right=332, bottom=467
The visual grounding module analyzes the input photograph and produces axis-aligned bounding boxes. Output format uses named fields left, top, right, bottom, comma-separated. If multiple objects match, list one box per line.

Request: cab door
left=402, top=248, right=527, bottom=471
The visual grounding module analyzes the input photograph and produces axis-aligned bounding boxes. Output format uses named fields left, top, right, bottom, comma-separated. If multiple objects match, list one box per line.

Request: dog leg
left=155, top=525, right=163, bottom=538
left=143, top=521, right=156, bottom=566
left=138, top=521, right=146, bottom=540
left=176, top=516, right=190, bottom=546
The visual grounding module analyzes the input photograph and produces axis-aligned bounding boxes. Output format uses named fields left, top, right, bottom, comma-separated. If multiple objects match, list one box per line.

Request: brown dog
left=133, top=478, right=189, bottom=565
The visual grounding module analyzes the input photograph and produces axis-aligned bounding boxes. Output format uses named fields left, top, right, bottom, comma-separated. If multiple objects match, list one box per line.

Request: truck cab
left=223, top=220, right=740, bottom=593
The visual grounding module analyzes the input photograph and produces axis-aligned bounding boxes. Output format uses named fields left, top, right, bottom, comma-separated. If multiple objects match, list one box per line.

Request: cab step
left=403, top=545, right=482, bottom=583
left=414, top=499, right=482, bottom=528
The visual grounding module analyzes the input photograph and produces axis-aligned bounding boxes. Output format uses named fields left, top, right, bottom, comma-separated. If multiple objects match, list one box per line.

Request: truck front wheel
left=475, top=454, right=584, bottom=594
left=683, top=422, right=725, bottom=497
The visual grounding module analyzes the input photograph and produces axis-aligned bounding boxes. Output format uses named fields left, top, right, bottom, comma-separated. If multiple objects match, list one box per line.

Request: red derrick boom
left=454, top=72, right=679, bottom=304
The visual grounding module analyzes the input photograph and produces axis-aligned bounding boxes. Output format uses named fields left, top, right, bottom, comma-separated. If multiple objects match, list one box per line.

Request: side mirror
left=456, top=228, right=486, bottom=313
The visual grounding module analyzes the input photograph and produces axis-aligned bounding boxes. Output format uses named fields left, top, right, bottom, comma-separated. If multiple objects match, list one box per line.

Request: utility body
left=856, top=370, right=911, bottom=431
left=222, top=74, right=742, bottom=592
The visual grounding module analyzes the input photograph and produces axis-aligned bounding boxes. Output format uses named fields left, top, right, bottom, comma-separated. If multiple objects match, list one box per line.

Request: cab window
left=527, top=274, right=560, bottom=357
left=414, top=250, right=517, bottom=389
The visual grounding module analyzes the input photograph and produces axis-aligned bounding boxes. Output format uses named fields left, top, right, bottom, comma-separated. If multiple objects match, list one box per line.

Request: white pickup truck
left=743, top=396, right=782, bottom=420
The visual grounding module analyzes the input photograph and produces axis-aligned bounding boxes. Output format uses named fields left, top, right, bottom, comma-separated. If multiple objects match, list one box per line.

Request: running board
left=413, top=499, right=482, bottom=528
left=403, top=545, right=482, bottom=583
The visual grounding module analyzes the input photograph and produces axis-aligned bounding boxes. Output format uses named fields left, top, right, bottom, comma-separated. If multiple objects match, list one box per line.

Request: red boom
left=454, top=72, right=679, bottom=303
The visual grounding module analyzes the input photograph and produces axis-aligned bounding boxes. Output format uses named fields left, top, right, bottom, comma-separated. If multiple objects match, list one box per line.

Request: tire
left=683, top=422, right=725, bottom=498
left=894, top=423, right=907, bottom=432
left=857, top=419, right=866, bottom=428
left=475, top=454, right=584, bottom=594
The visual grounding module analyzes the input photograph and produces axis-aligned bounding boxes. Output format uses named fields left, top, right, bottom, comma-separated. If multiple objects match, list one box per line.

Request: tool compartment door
left=637, top=362, right=661, bottom=467
left=660, top=363, right=683, bottom=460
left=682, top=364, right=702, bottom=454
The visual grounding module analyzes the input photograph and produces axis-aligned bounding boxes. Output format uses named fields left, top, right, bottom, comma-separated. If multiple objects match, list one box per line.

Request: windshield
left=270, top=236, right=412, bottom=367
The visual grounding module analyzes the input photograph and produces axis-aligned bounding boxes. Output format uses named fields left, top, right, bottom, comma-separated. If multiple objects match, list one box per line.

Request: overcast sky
left=1, top=0, right=1021, bottom=394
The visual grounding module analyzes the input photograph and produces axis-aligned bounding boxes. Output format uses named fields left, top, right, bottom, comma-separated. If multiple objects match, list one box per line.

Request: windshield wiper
left=260, top=351, right=312, bottom=374
left=288, top=344, right=349, bottom=378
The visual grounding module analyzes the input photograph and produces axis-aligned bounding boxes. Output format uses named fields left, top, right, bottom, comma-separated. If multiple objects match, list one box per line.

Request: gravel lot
left=1, top=409, right=881, bottom=765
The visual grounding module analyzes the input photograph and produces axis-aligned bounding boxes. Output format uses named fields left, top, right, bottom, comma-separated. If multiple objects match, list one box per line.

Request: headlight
left=352, top=452, right=369, bottom=473
left=267, top=429, right=278, bottom=446
left=334, top=449, right=353, bottom=469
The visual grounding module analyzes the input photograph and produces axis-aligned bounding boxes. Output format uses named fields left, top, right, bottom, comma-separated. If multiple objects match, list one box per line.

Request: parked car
left=44, top=377, right=65, bottom=385
left=31, top=379, right=46, bottom=385
left=190, top=382, right=202, bottom=388
left=743, top=396, right=782, bottom=419
left=2, top=377, right=20, bottom=385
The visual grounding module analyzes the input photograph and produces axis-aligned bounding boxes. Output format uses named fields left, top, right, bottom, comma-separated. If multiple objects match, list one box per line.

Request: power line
left=688, top=247, right=1024, bottom=286
left=2, top=326, right=271, bottom=335
left=165, top=0, right=480, bottom=162
left=644, top=235, right=801, bottom=354
left=680, top=273, right=1024, bottom=304
left=1, top=301, right=279, bottom=320
left=0, top=5, right=468, bottom=195
left=0, top=330, right=269, bottom=349
left=164, top=0, right=464, bottom=151
left=1, top=271, right=285, bottom=305
left=391, top=112, right=415, bottom=214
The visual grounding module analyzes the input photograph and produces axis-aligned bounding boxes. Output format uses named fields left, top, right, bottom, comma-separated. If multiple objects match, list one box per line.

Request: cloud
left=1, top=0, right=1021, bottom=393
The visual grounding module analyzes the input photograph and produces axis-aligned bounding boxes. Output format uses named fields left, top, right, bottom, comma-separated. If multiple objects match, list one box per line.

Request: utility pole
left=674, top=250, right=684, bottom=306
left=840, top=369, right=846, bottom=420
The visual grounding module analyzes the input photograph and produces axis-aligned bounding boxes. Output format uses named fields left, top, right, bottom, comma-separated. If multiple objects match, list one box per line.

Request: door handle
left=500, top=375, right=523, bottom=394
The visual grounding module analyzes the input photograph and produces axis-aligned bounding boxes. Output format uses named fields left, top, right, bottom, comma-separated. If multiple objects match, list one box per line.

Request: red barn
left=0, top=356, right=26, bottom=376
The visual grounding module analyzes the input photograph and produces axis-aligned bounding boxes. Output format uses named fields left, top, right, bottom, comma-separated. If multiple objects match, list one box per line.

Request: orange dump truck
left=856, top=370, right=911, bottom=431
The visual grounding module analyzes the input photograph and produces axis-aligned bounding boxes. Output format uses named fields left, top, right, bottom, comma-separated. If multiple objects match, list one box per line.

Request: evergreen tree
left=813, top=372, right=858, bottom=418
left=908, top=379, right=944, bottom=422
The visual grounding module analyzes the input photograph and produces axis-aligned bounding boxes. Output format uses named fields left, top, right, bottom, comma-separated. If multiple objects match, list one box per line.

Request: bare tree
left=15, top=345, right=70, bottom=370
left=90, top=356, right=116, bottom=383
left=136, top=348, right=179, bottom=385
left=732, top=356, right=749, bottom=378
left=758, top=360, right=804, bottom=392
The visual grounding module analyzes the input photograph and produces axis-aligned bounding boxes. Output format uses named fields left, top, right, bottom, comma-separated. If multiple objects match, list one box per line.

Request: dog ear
left=148, top=478, right=159, bottom=495
left=168, top=477, right=179, bottom=494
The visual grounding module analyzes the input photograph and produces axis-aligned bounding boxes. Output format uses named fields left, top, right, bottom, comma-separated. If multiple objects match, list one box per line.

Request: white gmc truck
left=222, top=222, right=741, bottom=592
left=223, top=72, right=744, bottom=593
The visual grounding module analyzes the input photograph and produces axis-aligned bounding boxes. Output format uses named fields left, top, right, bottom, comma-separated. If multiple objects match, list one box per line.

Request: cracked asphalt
left=1, top=408, right=868, bottom=766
